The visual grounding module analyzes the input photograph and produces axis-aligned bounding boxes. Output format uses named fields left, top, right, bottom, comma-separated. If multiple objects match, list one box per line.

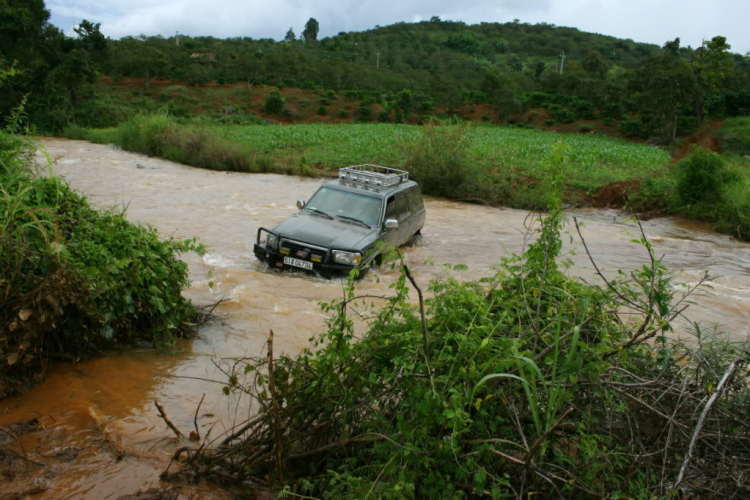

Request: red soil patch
left=591, top=180, right=642, bottom=208
left=673, top=120, right=724, bottom=162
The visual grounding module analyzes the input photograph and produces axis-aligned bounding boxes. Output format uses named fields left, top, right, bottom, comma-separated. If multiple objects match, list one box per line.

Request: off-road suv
left=254, top=165, right=426, bottom=276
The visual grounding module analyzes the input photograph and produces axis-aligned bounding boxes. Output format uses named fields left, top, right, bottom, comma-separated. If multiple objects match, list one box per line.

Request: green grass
left=62, top=117, right=750, bottom=239
left=716, top=117, right=750, bottom=155
left=219, top=123, right=670, bottom=197
left=64, top=118, right=671, bottom=209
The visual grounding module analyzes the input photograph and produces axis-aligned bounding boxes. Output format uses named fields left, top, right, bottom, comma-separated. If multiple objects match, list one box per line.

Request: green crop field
left=67, top=117, right=671, bottom=209
left=219, top=123, right=671, bottom=195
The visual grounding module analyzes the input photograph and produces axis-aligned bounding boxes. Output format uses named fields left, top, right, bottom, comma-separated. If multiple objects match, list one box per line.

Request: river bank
left=1, top=139, right=748, bottom=498
left=63, top=116, right=750, bottom=243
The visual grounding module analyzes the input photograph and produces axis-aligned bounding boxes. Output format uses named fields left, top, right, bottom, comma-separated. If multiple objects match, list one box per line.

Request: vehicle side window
left=406, top=186, right=424, bottom=212
left=396, top=192, right=410, bottom=219
left=385, top=196, right=397, bottom=220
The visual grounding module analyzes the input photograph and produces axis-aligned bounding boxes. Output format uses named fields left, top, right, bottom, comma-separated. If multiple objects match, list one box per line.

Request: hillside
left=104, top=19, right=665, bottom=98
left=2, top=3, right=750, bottom=140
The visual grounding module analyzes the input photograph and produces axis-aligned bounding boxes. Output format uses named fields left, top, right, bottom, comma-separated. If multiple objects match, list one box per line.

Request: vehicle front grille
left=280, top=238, right=328, bottom=262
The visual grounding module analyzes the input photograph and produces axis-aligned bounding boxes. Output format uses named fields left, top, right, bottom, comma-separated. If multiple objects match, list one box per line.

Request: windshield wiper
left=306, top=207, right=333, bottom=220
left=336, top=215, right=372, bottom=228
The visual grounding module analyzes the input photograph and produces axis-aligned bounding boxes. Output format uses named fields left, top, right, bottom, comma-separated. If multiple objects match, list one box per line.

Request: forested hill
left=105, top=19, right=665, bottom=97
left=2, top=1, right=750, bottom=140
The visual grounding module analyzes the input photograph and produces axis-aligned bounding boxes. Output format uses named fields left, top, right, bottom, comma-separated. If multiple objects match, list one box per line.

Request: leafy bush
left=620, top=119, right=646, bottom=138
left=193, top=208, right=750, bottom=499
left=377, top=110, right=390, bottom=122
left=400, top=124, right=472, bottom=199
left=110, top=114, right=275, bottom=173
left=336, top=109, right=349, bottom=118
left=716, top=117, right=750, bottom=155
left=356, top=105, right=372, bottom=122
left=419, top=100, right=434, bottom=114
left=317, top=105, right=327, bottom=116
left=0, top=131, right=203, bottom=396
left=677, top=115, right=699, bottom=136
left=199, top=112, right=268, bottom=126
left=548, top=104, right=575, bottom=123
left=573, top=99, right=595, bottom=119
left=396, top=89, right=414, bottom=113
left=264, top=89, right=285, bottom=114
left=714, top=177, right=750, bottom=240
left=62, top=123, right=89, bottom=140
left=601, top=102, right=624, bottom=120
left=676, top=150, right=738, bottom=206
left=70, top=96, right=136, bottom=128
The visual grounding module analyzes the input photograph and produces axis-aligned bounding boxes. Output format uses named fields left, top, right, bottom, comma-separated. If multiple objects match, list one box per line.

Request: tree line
left=1, top=1, right=750, bottom=141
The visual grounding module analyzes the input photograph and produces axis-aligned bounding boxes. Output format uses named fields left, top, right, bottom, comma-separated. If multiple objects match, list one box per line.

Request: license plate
left=283, top=256, right=313, bottom=270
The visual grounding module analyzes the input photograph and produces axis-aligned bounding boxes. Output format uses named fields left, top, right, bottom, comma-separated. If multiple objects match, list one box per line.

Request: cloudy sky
left=48, top=0, right=750, bottom=54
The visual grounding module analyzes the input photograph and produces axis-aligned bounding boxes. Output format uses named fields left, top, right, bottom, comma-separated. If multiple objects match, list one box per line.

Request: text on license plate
left=283, top=257, right=313, bottom=270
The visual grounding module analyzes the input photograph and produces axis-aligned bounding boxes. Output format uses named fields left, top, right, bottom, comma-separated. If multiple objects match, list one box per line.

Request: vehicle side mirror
left=296, top=199, right=306, bottom=210
left=385, top=219, right=399, bottom=229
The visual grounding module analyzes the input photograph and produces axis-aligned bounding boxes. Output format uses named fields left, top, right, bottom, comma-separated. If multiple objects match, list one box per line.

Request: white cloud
left=47, top=0, right=750, bottom=54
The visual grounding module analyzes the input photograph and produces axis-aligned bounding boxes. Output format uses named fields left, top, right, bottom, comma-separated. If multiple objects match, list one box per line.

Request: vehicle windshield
left=305, top=187, right=382, bottom=227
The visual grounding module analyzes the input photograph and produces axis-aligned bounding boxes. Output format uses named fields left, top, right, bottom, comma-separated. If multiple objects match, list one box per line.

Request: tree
left=264, top=88, right=285, bottom=114
left=481, top=70, right=522, bottom=122
left=533, top=61, right=546, bottom=81
left=284, top=28, right=296, bottom=42
left=74, top=20, right=107, bottom=70
left=691, top=36, right=736, bottom=122
left=0, top=1, right=105, bottom=130
left=302, top=18, right=319, bottom=42
left=395, top=89, right=414, bottom=113
left=582, top=49, right=609, bottom=78
left=630, top=38, right=697, bottom=143
left=0, top=0, right=49, bottom=61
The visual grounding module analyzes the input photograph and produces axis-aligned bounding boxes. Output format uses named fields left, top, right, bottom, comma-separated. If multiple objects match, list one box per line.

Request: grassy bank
left=0, top=129, right=204, bottom=397
left=65, top=115, right=669, bottom=207
left=64, top=115, right=750, bottom=240
left=716, top=117, right=750, bottom=156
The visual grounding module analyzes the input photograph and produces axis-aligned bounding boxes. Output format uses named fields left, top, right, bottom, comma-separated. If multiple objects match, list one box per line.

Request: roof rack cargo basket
left=338, top=164, right=409, bottom=187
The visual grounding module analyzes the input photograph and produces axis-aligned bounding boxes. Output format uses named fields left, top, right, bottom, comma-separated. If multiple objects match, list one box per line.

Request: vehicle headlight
left=332, top=250, right=362, bottom=266
left=265, top=233, right=278, bottom=250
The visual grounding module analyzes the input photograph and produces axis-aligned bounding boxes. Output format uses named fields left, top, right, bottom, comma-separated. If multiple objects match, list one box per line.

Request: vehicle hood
left=272, top=212, right=379, bottom=250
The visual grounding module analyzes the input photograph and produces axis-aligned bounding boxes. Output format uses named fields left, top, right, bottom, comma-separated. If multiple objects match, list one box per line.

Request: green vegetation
left=264, top=89, right=285, bottom=115
left=674, top=151, right=750, bottom=239
left=0, top=110, right=204, bottom=396
left=628, top=149, right=750, bottom=240
left=716, top=117, right=750, bottom=155
left=66, top=118, right=750, bottom=241
left=221, top=122, right=669, bottom=206
left=188, top=198, right=750, bottom=498
left=4, top=2, right=750, bottom=143
left=68, top=119, right=670, bottom=210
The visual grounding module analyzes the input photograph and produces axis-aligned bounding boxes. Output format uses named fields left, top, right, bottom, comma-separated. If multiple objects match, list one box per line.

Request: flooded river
left=1, top=139, right=749, bottom=498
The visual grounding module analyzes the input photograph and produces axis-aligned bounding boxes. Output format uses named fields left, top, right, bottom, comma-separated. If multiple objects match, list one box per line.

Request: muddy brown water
left=2, top=139, right=749, bottom=498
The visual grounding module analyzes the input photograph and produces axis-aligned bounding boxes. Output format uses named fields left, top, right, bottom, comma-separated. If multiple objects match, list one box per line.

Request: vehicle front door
left=382, top=192, right=411, bottom=247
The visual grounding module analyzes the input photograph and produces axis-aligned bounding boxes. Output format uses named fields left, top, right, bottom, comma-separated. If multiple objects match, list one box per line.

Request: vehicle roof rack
left=338, top=164, right=409, bottom=187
